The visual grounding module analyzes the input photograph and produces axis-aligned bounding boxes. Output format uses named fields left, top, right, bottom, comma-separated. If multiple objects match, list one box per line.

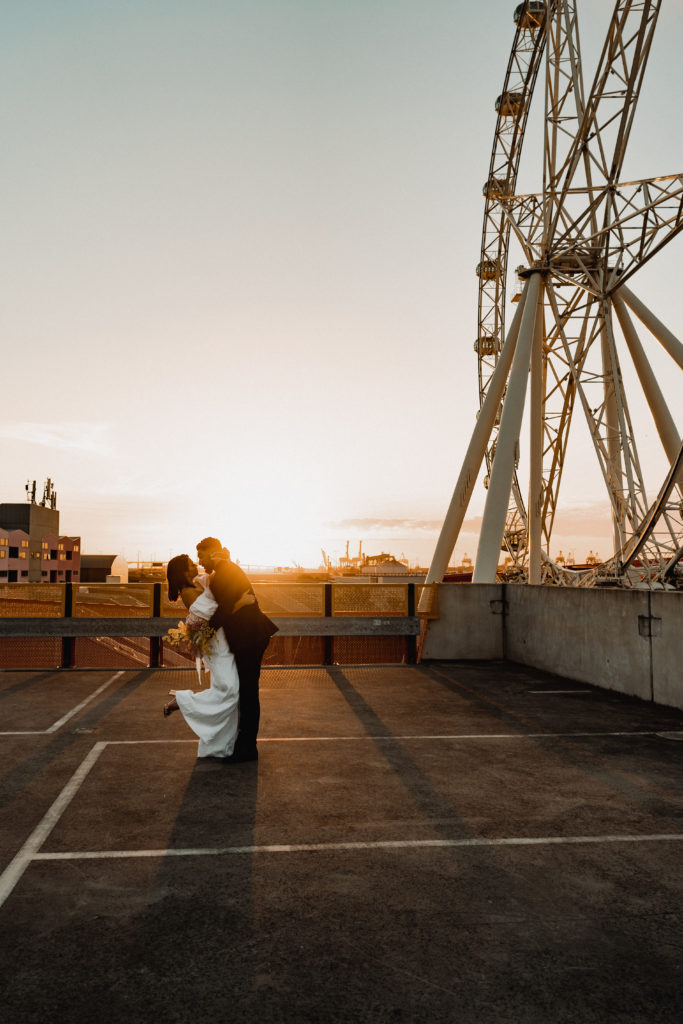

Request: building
left=0, top=482, right=81, bottom=583
left=79, top=555, right=129, bottom=583
left=0, top=528, right=30, bottom=582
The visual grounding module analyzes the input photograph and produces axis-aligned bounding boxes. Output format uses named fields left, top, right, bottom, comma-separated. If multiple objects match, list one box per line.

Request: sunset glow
left=3, top=1, right=682, bottom=569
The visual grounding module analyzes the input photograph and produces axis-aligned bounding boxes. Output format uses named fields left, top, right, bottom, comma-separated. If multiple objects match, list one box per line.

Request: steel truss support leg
left=600, top=312, right=626, bottom=554
left=618, top=284, right=683, bottom=371
left=612, top=292, right=682, bottom=484
left=473, top=272, right=542, bottom=584
left=422, top=280, right=532, bottom=592
left=528, top=278, right=546, bottom=584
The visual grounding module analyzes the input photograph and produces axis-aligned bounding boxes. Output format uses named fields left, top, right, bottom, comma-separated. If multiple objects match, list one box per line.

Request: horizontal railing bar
left=0, top=617, right=421, bottom=638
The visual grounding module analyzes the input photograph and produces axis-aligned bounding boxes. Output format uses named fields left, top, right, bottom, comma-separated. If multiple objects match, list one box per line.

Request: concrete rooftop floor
left=1, top=660, right=682, bottom=1023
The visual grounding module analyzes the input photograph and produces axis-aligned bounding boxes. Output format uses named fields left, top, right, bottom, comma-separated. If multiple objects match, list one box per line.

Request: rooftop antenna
left=40, top=478, right=57, bottom=509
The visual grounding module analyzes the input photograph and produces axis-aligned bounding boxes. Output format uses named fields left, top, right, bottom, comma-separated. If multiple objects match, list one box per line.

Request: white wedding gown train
left=173, top=583, right=240, bottom=758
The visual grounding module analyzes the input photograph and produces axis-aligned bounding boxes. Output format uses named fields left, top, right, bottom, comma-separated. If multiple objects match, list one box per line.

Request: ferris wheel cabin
left=495, top=92, right=525, bottom=117
left=514, top=2, right=547, bottom=30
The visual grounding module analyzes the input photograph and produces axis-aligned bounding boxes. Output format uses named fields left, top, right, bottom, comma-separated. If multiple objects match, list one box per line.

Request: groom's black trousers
left=233, top=640, right=269, bottom=753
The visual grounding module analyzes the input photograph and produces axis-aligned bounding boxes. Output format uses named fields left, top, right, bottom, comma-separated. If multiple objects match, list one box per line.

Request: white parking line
left=0, top=671, right=124, bottom=736
left=102, top=730, right=676, bottom=744
left=527, top=690, right=593, bottom=695
left=32, top=833, right=683, bottom=861
left=0, top=741, right=107, bottom=909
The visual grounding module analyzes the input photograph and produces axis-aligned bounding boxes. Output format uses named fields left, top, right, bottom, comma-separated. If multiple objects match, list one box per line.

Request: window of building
left=59, top=553, right=66, bottom=561
left=0, top=550, right=5, bottom=559
left=0, top=571, right=7, bottom=578
left=9, top=547, right=18, bottom=558
left=41, top=571, right=48, bottom=577
left=21, top=571, right=28, bottom=577
left=74, top=545, right=80, bottom=552
left=21, top=540, right=29, bottom=548
left=50, top=550, right=57, bottom=559
left=58, top=543, right=64, bottom=551
left=0, top=537, right=8, bottom=546
left=42, top=541, right=49, bottom=549
left=66, top=551, right=72, bottom=560
left=19, top=551, right=27, bottom=559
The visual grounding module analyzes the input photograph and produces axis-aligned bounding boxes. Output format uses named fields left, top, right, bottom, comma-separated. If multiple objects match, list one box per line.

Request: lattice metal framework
left=428, top=0, right=683, bottom=590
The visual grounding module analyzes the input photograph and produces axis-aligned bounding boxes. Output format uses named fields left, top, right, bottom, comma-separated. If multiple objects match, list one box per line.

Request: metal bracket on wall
left=638, top=615, right=662, bottom=639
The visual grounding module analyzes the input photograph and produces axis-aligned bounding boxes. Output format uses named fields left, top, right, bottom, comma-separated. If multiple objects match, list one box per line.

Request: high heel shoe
left=163, top=698, right=179, bottom=717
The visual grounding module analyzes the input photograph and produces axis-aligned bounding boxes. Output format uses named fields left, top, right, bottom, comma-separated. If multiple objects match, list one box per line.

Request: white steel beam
left=618, top=284, right=683, bottom=370
left=612, top=293, right=682, bottom=485
left=473, top=273, right=541, bottom=584
left=600, top=315, right=626, bottom=553
left=528, top=279, right=546, bottom=584
left=423, top=282, right=531, bottom=590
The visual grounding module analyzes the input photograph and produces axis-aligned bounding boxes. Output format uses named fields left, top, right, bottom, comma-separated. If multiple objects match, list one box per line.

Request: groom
left=196, top=537, right=278, bottom=763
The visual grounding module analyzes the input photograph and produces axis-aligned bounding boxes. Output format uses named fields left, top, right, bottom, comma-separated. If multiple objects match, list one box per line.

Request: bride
left=163, top=554, right=244, bottom=759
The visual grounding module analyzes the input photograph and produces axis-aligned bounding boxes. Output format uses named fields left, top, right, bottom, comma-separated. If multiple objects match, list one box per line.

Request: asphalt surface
left=1, top=660, right=682, bottom=1023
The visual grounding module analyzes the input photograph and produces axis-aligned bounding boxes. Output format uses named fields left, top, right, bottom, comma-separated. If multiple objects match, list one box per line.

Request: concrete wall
left=650, top=590, right=683, bottom=709
left=421, top=583, right=504, bottom=660
left=425, top=583, right=683, bottom=711
left=505, top=585, right=653, bottom=701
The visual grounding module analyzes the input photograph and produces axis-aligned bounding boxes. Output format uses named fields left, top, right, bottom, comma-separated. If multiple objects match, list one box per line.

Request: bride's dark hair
left=167, top=554, right=196, bottom=602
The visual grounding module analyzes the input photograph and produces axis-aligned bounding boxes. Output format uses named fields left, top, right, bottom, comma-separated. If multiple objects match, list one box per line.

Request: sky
left=2, top=0, right=682, bottom=569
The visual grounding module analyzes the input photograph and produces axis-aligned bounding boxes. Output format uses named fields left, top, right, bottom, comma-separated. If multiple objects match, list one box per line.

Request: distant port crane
left=428, top=0, right=683, bottom=588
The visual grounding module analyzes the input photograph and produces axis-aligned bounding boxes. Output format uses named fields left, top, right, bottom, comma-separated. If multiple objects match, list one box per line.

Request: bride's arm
left=185, top=586, right=218, bottom=624
left=179, top=584, right=201, bottom=610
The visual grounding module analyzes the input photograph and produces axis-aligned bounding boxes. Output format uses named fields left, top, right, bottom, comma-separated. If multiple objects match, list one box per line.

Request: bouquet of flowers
left=165, top=617, right=216, bottom=658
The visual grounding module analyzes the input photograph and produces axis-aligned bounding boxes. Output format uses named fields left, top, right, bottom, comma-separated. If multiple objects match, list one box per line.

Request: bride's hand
left=232, top=591, right=256, bottom=613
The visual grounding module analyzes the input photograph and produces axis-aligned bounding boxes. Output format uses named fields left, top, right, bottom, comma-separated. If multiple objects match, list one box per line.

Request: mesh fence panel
left=0, top=584, right=64, bottom=617
left=73, top=636, right=151, bottom=668
left=262, top=636, right=325, bottom=665
left=331, top=584, right=408, bottom=616
left=0, top=638, right=62, bottom=668
left=73, top=584, right=154, bottom=618
left=332, top=636, right=406, bottom=664
left=253, top=584, right=325, bottom=616
left=161, top=641, right=197, bottom=668
left=160, top=592, right=186, bottom=619
left=415, top=584, right=438, bottom=618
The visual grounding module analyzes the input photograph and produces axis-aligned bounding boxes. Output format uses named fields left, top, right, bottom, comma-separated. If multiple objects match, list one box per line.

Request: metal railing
left=0, top=582, right=431, bottom=668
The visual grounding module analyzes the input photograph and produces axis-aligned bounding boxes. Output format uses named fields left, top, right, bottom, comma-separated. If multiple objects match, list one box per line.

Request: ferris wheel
left=428, top=0, right=683, bottom=589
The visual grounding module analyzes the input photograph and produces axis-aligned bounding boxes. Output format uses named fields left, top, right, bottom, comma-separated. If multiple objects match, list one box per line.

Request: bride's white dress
left=173, top=580, right=240, bottom=758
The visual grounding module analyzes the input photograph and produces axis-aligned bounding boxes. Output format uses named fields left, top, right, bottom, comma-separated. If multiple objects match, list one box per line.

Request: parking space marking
left=2, top=727, right=682, bottom=910
left=107, top=730, right=678, bottom=743
left=0, top=671, right=124, bottom=736
left=0, top=741, right=107, bottom=909
left=527, top=690, right=593, bottom=695
left=32, top=833, right=683, bottom=861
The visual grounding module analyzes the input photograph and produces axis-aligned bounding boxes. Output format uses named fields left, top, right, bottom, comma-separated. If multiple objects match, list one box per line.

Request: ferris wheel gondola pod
left=427, top=0, right=683, bottom=592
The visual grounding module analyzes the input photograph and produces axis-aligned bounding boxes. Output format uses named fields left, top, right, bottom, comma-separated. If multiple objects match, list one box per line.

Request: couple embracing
left=164, top=536, right=278, bottom=763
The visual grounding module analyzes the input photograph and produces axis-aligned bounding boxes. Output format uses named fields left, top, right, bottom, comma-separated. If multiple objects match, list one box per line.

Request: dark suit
left=208, top=558, right=278, bottom=756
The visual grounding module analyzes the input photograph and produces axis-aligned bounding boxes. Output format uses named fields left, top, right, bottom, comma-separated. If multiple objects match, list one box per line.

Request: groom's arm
left=210, top=561, right=253, bottom=619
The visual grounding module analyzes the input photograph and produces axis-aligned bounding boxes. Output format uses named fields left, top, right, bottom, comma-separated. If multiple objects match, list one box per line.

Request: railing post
left=406, top=583, right=417, bottom=664
left=150, top=583, right=162, bottom=668
left=323, top=583, right=333, bottom=665
left=61, top=583, right=74, bottom=669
